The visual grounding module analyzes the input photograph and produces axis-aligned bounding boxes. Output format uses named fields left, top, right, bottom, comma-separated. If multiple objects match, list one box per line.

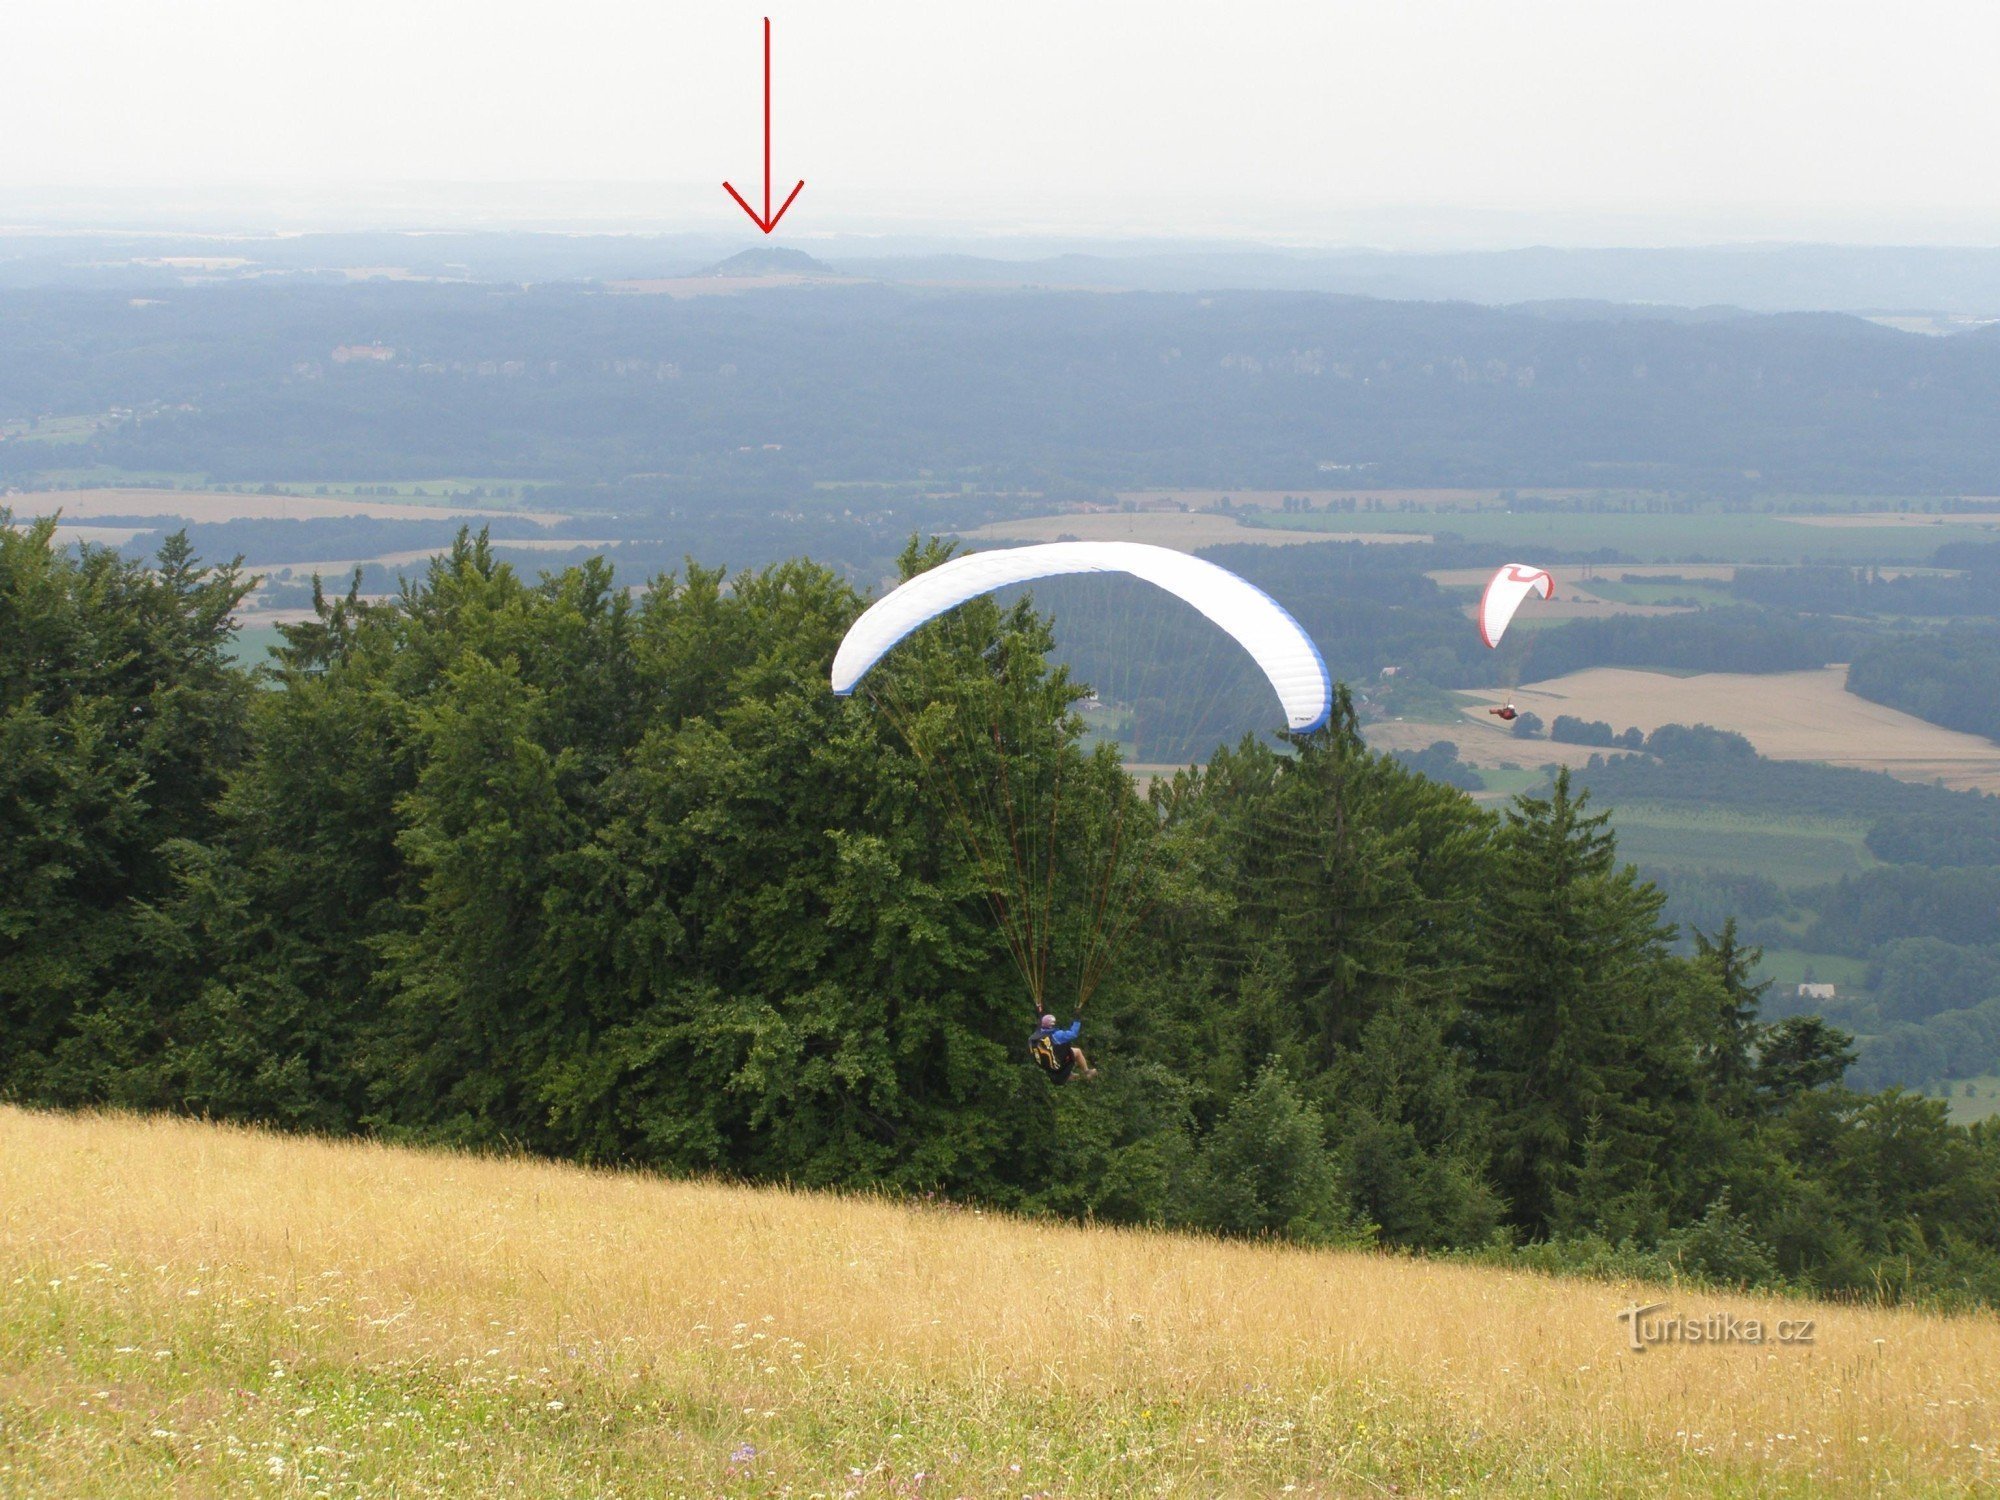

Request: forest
left=1848, top=627, right=2000, bottom=741
left=11, top=281, right=2000, bottom=491
left=6, top=513, right=1999, bottom=1307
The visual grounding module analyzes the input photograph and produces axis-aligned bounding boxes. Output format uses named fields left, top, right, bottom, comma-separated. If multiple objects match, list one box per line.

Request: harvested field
left=1462, top=666, right=2000, bottom=792
left=1360, top=715, right=1622, bottom=771
left=959, top=512, right=1420, bottom=548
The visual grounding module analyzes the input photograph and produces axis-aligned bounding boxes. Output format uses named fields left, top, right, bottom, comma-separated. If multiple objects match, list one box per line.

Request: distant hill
left=17, top=279, right=2000, bottom=492
left=697, top=246, right=839, bottom=278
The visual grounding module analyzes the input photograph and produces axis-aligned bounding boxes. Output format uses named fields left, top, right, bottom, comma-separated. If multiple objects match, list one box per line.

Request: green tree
left=1692, top=918, right=1768, bottom=1116
left=0, top=518, right=252, bottom=1104
left=1181, top=1062, right=1356, bottom=1243
left=1463, top=769, right=1696, bottom=1234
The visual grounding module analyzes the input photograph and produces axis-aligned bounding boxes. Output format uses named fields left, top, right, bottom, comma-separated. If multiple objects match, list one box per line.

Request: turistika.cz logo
left=1615, top=1301, right=1817, bottom=1353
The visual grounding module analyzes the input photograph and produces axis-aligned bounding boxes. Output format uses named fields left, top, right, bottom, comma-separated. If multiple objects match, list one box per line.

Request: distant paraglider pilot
left=1488, top=702, right=1519, bottom=722
left=1029, top=1014, right=1096, bottom=1083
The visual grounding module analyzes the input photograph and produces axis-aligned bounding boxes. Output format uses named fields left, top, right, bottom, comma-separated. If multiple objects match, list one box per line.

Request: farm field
left=958, top=511, right=1407, bottom=548
left=1754, top=948, right=1873, bottom=993
left=251, top=538, right=625, bottom=573
left=1360, top=716, right=1615, bottom=772
left=5, top=1107, right=1998, bottom=1498
left=1427, top=563, right=1957, bottom=588
left=1603, top=804, right=1878, bottom=889
left=1466, top=765, right=1548, bottom=802
left=247, top=478, right=550, bottom=501
left=224, top=620, right=288, bottom=667
left=1247, top=508, right=1961, bottom=565
left=1115, top=488, right=1598, bottom=509
left=1788, top=512, right=2000, bottom=531
left=1429, top=564, right=1738, bottom=586
left=1459, top=582, right=1694, bottom=621
left=1930, top=1075, right=2000, bottom=1126
left=1461, top=667, right=2000, bottom=792
left=1569, top=578, right=1737, bottom=608
left=3, top=487, right=569, bottom=526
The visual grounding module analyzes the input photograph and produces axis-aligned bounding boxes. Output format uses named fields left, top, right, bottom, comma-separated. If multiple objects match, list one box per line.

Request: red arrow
left=722, top=17, right=806, bottom=234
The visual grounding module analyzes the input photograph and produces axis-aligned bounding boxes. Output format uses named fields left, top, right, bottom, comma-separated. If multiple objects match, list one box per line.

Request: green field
left=0, top=413, right=109, bottom=445
left=1246, top=507, right=1974, bottom=565
left=257, top=478, right=551, bottom=502
left=1605, top=803, right=1878, bottom=889
left=1931, top=1074, right=2000, bottom=1125
left=226, top=622, right=287, bottom=666
left=1581, top=578, right=1738, bottom=607
left=17, top=465, right=209, bottom=489
left=1752, top=947, right=1873, bottom=997
left=1469, top=765, right=1547, bottom=801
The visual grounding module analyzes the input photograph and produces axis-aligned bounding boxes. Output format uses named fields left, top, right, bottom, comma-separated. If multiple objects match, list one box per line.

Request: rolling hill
left=4, top=1108, right=1995, bottom=1496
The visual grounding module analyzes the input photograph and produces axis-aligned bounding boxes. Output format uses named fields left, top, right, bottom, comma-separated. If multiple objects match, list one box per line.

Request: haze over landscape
left=7, top=4, right=2000, bottom=1496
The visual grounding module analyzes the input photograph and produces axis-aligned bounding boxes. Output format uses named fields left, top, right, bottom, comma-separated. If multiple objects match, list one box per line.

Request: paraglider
left=1476, top=563, right=1555, bottom=726
left=833, top=541, right=1332, bottom=731
left=1028, top=1014, right=1095, bottom=1084
left=1478, top=563, right=1556, bottom=649
left=833, top=541, right=1332, bottom=1064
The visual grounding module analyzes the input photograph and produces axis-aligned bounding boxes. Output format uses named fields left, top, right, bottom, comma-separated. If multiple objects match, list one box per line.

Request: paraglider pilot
left=1029, top=1014, right=1096, bottom=1083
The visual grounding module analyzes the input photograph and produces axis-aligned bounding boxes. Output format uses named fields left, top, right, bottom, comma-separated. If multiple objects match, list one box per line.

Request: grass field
left=1788, top=513, right=2000, bottom=532
left=1929, top=1075, right=2000, bottom=1126
left=1467, top=765, right=1548, bottom=802
left=958, top=511, right=1407, bottom=548
left=224, top=621, right=288, bottom=667
left=1754, top=948, right=1874, bottom=998
left=1573, top=579, right=1739, bottom=608
left=5, top=1109, right=1998, bottom=1498
left=1604, top=805, right=1879, bottom=890
left=1242, top=509, right=1959, bottom=566
left=250, top=538, right=625, bottom=573
left=252, top=479, right=550, bottom=501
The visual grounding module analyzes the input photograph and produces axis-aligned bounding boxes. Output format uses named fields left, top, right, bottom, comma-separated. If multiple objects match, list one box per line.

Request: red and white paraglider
left=1477, top=563, right=1556, bottom=720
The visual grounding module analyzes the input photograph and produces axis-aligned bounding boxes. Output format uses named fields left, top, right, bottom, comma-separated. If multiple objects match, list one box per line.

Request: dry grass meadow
left=4, top=1109, right=1997, bottom=1497
left=1456, top=667, right=2000, bottom=791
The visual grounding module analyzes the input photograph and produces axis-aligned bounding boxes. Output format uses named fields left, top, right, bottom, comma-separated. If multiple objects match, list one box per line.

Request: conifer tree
left=1463, top=769, right=1688, bottom=1234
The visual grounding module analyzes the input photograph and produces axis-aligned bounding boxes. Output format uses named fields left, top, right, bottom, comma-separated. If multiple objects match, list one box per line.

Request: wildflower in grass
left=731, top=1442, right=758, bottom=1463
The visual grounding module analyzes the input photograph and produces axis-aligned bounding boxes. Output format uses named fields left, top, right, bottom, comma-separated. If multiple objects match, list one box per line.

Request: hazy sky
left=8, top=1, right=2000, bottom=245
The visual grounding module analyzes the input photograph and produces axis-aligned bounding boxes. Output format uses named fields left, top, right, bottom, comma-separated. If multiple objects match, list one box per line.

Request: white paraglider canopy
left=831, top=541, right=1332, bottom=732
left=1478, top=563, right=1556, bottom=648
